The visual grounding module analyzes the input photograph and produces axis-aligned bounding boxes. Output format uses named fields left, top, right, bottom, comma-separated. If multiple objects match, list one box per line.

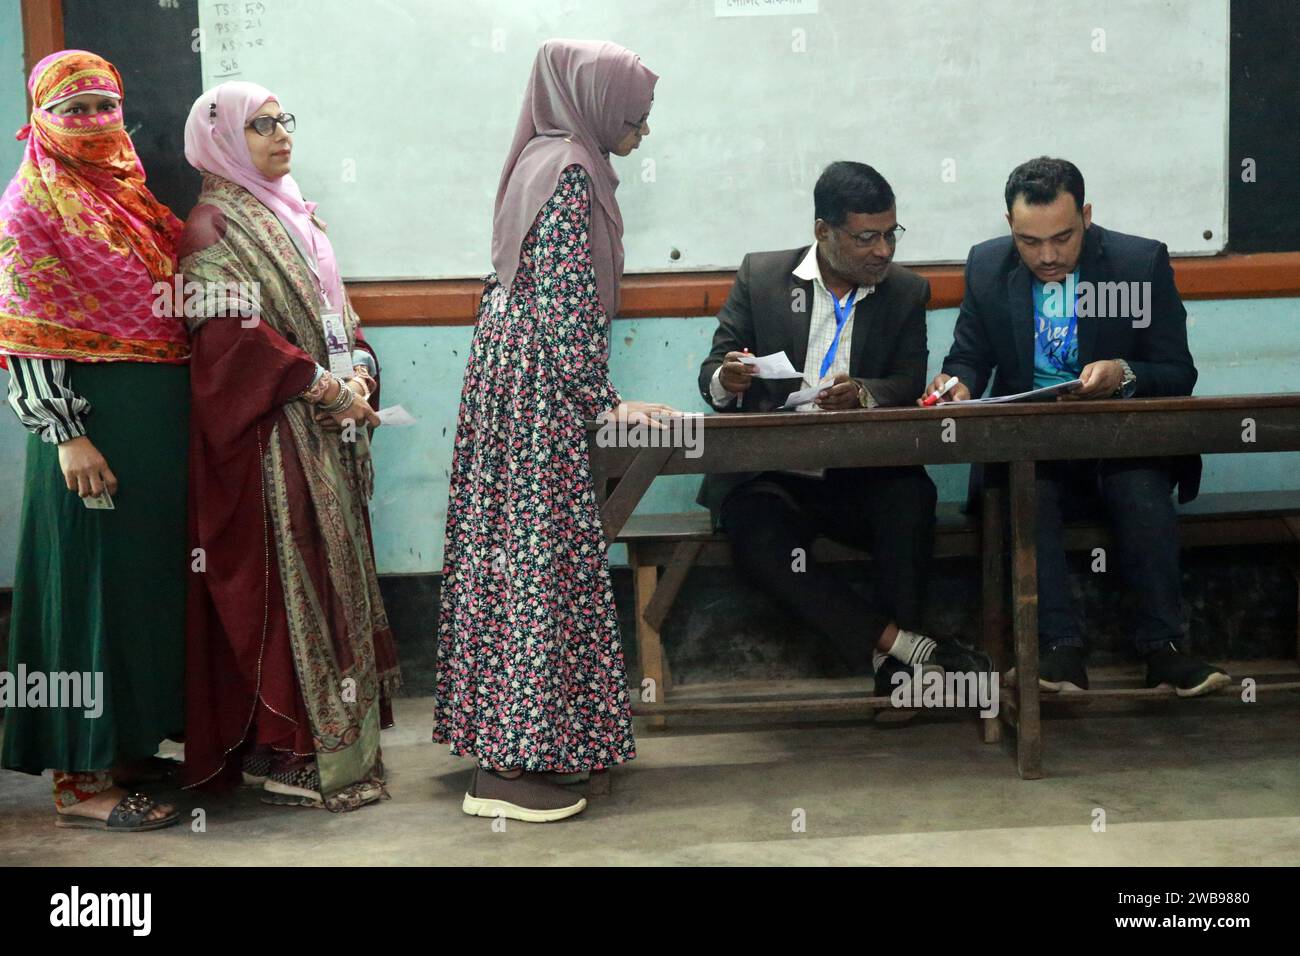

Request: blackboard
left=64, top=0, right=204, bottom=218
left=1228, top=0, right=1300, bottom=254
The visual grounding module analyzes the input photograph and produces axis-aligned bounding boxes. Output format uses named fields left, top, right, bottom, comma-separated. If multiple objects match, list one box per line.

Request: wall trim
left=348, top=252, right=1300, bottom=328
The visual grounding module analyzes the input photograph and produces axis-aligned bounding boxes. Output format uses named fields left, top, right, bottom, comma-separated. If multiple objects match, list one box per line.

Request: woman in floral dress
left=434, top=39, right=676, bottom=823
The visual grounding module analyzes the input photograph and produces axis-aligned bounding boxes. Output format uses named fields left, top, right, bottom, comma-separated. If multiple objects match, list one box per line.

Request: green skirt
left=2, top=361, right=189, bottom=775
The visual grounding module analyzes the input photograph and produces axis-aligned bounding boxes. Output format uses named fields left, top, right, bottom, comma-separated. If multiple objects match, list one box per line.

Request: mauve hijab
left=491, top=39, right=658, bottom=316
left=183, top=81, right=344, bottom=310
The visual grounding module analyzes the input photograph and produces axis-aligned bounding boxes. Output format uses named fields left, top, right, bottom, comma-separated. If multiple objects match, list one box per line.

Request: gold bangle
left=322, top=381, right=354, bottom=414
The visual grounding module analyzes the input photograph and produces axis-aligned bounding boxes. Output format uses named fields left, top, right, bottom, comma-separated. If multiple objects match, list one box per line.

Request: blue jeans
left=1033, top=458, right=1185, bottom=654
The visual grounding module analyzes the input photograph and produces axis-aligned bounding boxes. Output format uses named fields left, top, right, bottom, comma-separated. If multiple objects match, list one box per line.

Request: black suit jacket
left=696, top=246, right=931, bottom=523
left=941, top=223, right=1201, bottom=502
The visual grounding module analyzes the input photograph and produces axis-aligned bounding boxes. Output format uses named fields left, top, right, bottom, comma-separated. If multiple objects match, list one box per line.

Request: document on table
left=739, top=351, right=802, bottom=379
left=959, top=379, right=1084, bottom=404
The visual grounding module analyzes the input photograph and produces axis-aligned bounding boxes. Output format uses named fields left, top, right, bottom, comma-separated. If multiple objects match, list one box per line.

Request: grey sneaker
left=463, top=768, right=587, bottom=823
left=541, top=770, right=591, bottom=786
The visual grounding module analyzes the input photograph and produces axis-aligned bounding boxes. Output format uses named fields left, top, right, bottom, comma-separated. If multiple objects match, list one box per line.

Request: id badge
left=321, top=311, right=352, bottom=379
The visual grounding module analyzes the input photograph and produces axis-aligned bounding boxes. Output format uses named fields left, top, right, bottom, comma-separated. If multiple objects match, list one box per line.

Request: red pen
left=922, top=375, right=960, bottom=407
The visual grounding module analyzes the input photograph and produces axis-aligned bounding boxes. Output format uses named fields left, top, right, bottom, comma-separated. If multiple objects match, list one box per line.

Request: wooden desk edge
left=584, top=393, right=1300, bottom=431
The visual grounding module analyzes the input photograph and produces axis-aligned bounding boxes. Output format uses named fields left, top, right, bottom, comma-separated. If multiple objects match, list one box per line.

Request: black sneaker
left=1007, top=644, right=1089, bottom=691
left=872, top=656, right=934, bottom=725
left=874, top=655, right=905, bottom=698
left=927, top=637, right=994, bottom=677
left=1040, top=644, right=1089, bottom=692
left=1144, top=642, right=1231, bottom=698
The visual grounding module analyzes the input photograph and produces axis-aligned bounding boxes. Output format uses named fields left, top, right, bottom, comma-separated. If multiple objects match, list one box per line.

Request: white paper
left=779, top=373, right=837, bottom=410
left=739, top=351, right=802, bottom=379
left=781, top=383, right=826, bottom=409
left=960, top=379, right=1084, bottom=405
left=376, top=404, right=418, bottom=426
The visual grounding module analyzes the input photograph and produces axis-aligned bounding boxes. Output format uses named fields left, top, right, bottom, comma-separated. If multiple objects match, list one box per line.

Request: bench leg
left=980, top=476, right=1006, bottom=745
left=634, top=559, right=668, bottom=729
left=641, top=539, right=702, bottom=699
left=1009, top=460, right=1043, bottom=780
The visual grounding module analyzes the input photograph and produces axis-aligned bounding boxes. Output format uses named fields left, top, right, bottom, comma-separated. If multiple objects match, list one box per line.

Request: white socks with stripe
left=886, top=629, right=937, bottom=667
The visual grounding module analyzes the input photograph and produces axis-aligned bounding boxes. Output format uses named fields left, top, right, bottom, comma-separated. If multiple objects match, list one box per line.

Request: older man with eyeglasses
left=697, top=161, right=991, bottom=704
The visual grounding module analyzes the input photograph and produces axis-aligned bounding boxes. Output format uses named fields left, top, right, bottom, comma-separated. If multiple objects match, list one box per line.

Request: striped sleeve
left=5, top=357, right=91, bottom=444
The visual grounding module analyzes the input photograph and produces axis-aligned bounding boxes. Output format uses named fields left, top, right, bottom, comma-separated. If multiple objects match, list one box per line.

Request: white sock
left=888, top=629, right=937, bottom=666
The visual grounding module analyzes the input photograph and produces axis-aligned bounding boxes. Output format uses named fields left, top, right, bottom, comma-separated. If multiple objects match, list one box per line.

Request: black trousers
left=1033, top=458, right=1185, bottom=654
left=719, top=467, right=938, bottom=672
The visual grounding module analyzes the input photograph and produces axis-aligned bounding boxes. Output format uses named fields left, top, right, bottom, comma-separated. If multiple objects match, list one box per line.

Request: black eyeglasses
left=246, top=113, right=295, bottom=136
left=834, top=224, right=907, bottom=248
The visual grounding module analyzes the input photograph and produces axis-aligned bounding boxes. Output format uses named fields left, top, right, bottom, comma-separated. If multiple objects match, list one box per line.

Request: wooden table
left=587, top=394, right=1300, bottom=778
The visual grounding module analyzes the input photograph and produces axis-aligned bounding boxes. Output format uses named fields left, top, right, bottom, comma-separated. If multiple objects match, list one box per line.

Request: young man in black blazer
left=923, top=156, right=1229, bottom=697
left=698, top=161, right=991, bottom=697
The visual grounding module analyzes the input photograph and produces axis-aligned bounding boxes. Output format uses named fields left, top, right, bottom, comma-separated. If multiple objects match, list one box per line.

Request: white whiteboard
left=198, top=0, right=1229, bottom=280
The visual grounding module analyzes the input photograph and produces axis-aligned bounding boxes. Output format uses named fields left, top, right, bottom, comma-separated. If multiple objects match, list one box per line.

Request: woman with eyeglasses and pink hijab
left=434, top=39, right=679, bottom=823
left=178, top=82, right=400, bottom=812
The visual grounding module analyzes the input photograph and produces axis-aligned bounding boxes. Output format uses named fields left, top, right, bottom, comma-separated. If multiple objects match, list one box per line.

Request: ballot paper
left=376, top=404, right=418, bottom=426
left=960, top=379, right=1084, bottom=404
left=739, top=350, right=802, bottom=379
left=781, top=379, right=833, bottom=410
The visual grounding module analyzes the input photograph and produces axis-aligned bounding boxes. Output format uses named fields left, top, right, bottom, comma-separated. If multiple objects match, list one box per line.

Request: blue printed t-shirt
left=1032, top=270, right=1081, bottom=389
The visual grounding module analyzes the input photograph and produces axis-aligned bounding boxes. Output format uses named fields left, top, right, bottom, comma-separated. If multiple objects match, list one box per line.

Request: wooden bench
left=621, top=490, right=1300, bottom=722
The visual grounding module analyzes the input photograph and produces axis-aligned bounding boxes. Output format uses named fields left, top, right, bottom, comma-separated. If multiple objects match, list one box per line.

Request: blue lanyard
left=819, top=286, right=858, bottom=379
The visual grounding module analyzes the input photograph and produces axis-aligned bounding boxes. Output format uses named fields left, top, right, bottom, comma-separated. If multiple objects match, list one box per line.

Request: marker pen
left=922, top=375, right=960, bottom=407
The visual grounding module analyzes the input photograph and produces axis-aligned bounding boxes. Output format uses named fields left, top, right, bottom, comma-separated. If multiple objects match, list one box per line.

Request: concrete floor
left=1, top=695, right=1297, bottom=866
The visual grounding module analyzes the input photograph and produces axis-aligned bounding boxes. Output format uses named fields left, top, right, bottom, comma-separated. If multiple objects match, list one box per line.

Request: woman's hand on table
left=609, top=400, right=681, bottom=430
